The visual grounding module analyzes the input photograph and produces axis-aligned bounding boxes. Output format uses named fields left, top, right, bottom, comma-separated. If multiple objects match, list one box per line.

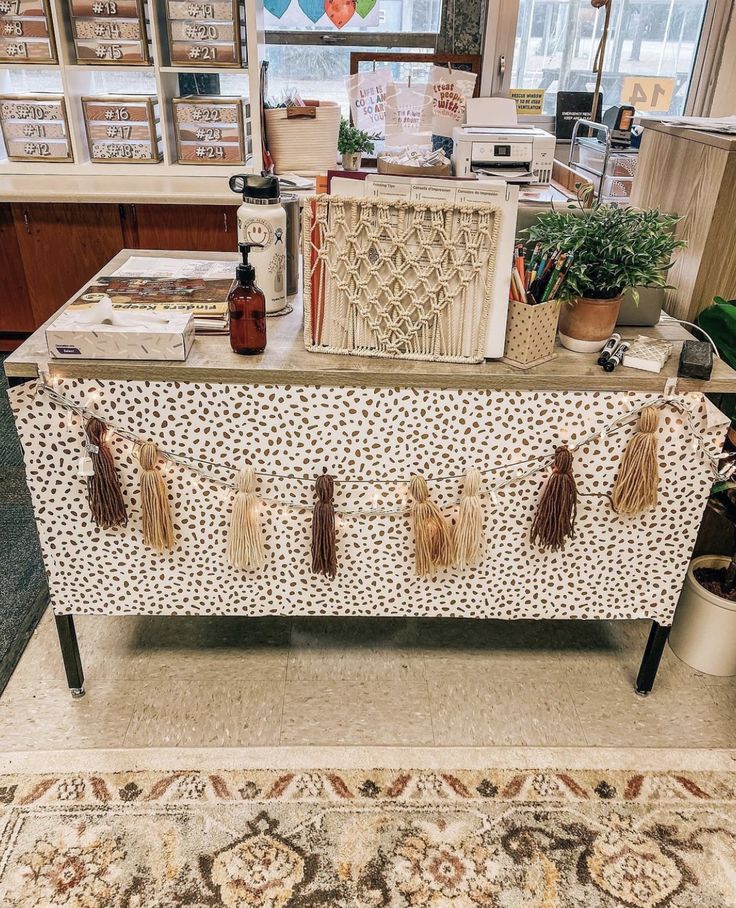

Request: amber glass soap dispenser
left=229, top=242, right=266, bottom=355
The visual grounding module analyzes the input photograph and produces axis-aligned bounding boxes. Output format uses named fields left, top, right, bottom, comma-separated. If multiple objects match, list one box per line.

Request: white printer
left=453, top=98, right=556, bottom=185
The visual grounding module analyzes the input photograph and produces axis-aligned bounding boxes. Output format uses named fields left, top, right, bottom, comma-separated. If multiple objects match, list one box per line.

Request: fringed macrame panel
left=303, top=196, right=499, bottom=363
left=9, top=380, right=728, bottom=624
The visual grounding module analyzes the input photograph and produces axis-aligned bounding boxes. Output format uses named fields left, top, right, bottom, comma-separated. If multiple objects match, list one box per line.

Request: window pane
left=265, top=0, right=442, bottom=33
left=510, top=0, right=708, bottom=116
left=265, top=44, right=432, bottom=115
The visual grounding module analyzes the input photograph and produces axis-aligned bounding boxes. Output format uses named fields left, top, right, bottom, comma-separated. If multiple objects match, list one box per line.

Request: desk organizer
left=0, top=0, right=57, bottom=62
left=164, top=0, right=244, bottom=66
left=82, top=96, right=161, bottom=163
left=0, top=94, right=72, bottom=161
left=502, top=297, right=560, bottom=370
left=303, top=195, right=500, bottom=364
left=172, top=95, right=247, bottom=164
left=68, top=0, right=150, bottom=64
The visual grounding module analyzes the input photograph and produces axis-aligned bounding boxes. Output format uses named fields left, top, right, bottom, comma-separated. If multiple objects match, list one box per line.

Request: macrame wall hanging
left=303, top=196, right=499, bottom=364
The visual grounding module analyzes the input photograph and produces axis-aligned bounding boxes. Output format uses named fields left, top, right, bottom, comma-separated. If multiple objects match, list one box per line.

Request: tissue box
left=46, top=310, right=195, bottom=361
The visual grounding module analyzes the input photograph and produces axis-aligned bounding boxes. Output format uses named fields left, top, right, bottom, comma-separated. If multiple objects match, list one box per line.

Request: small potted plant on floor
left=670, top=468, right=736, bottom=675
left=526, top=198, right=685, bottom=352
left=337, top=118, right=378, bottom=171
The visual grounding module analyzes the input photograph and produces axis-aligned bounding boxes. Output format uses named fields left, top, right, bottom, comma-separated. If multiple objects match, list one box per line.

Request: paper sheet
left=113, top=256, right=236, bottom=281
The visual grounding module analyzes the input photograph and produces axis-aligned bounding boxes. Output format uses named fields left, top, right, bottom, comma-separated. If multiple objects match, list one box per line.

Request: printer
left=453, top=98, right=556, bottom=185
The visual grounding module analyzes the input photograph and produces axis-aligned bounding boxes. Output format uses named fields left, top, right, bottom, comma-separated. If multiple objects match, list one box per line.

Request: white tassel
left=227, top=465, right=266, bottom=571
left=453, top=468, right=484, bottom=567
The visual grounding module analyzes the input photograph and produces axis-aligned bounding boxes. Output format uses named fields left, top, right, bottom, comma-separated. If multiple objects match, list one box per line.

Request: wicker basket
left=377, top=156, right=451, bottom=177
left=502, top=297, right=560, bottom=369
left=264, top=99, right=340, bottom=174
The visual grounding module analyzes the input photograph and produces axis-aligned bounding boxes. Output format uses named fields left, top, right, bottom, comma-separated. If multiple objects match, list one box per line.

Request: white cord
left=660, top=315, right=720, bottom=358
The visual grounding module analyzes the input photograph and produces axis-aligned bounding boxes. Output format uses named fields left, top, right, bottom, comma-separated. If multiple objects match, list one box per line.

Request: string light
left=36, top=381, right=729, bottom=514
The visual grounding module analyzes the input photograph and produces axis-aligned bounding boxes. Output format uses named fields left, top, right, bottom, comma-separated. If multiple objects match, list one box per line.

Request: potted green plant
left=337, top=118, right=378, bottom=171
left=526, top=199, right=685, bottom=352
left=670, top=468, right=736, bottom=675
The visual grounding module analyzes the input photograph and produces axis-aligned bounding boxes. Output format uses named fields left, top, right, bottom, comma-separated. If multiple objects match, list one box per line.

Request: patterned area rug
left=1, top=750, right=736, bottom=907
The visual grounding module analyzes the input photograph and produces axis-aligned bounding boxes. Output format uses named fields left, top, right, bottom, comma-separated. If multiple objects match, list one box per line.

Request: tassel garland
left=453, top=468, right=484, bottom=567
left=409, top=474, right=453, bottom=576
left=611, top=406, right=660, bottom=515
left=138, top=441, right=175, bottom=551
left=311, top=468, right=337, bottom=578
left=227, top=465, right=266, bottom=570
left=530, top=445, right=578, bottom=552
left=84, top=417, right=127, bottom=529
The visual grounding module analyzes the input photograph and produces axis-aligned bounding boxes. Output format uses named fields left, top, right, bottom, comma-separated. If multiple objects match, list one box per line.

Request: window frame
left=480, top=0, right=733, bottom=126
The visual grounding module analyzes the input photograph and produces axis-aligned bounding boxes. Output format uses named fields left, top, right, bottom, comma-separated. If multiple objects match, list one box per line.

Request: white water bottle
left=229, top=174, right=287, bottom=314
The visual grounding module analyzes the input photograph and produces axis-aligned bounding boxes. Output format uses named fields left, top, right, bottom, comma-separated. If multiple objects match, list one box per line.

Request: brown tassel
left=138, top=441, right=175, bottom=551
left=611, top=406, right=660, bottom=515
left=84, top=417, right=127, bottom=529
left=530, top=446, right=578, bottom=552
left=311, top=468, right=337, bottom=578
left=453, top=468, right=484, bottom=567
left=227, top=465, right=266, bottom=571
left=409, top=474, right=453, bottom=576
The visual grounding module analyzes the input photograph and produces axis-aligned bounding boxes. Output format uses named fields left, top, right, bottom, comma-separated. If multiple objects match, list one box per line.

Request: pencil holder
left=502, top=297, right=560, bottom=370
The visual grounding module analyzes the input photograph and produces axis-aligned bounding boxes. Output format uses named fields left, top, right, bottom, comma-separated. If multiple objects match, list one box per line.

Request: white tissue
left=69, top=295, right=170, bottom=329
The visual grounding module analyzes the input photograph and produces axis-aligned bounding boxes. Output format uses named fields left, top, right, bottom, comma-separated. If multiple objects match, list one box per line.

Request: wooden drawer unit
left=82, top=96, right=161, bottom=163
left=0, top=0, right=56, bottom=62
left=0, top=95, right=72, bottom=161
left=165, top=0, right=244, bottom=67
left=172, top=95, right=246, bottom=164
left=67, top=0, right=150, bottom=64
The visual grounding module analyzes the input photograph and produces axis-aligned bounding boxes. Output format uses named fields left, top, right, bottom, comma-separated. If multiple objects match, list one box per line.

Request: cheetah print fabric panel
left=9, top=380, right=726, bottom=623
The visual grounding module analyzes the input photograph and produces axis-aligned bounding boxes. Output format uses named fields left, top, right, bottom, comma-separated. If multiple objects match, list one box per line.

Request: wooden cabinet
left=0, top=200, right=239, bottom=343
left=125, top=204, right=238, bottom=253
left=0, top=203, right=35, bottom=341
left=11, top=202, right=125, bottom=326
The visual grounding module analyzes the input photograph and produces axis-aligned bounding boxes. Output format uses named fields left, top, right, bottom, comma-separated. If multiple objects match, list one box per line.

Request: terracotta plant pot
left=670, top=556, right=736, bottom=676
left=558, top=295, right=623, bottom=353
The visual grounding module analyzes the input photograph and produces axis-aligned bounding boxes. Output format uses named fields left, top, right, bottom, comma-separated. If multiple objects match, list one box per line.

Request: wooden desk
left=7, top=251, right=736, bottom=701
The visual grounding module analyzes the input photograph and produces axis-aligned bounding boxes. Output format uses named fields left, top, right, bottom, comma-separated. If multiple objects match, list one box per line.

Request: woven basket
left=502, top=297, right=560, bottom=369
left=264, top=99, right=340, bottom=174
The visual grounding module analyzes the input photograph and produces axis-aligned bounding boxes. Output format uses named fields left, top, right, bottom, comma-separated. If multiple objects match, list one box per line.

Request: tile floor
left=2, top=609, right=735, bottom=751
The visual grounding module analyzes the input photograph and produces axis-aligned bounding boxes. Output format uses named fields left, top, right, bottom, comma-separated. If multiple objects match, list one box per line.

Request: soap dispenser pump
left=228, top=242, right=266, bottom=356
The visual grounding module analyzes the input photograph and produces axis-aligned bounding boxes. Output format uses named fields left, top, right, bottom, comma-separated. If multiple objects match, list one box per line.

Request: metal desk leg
left=635, top=620, right=670, bottom=696
left=54, top=615, right=85, bottom=698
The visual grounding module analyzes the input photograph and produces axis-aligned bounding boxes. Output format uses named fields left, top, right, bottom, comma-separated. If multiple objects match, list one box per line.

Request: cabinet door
left=12, top=203, right=125, bottom=325
left=0, top=203, right=35, bottom=334
left=129, top=204, right=238, bottom=253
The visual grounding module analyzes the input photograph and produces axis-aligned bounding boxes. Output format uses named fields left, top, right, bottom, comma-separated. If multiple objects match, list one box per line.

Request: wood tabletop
left=6, top=249, right=736, bottom=393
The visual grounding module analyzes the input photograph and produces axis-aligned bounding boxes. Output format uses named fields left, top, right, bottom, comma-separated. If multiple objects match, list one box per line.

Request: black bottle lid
left=229, top=173, right=280, bottom=200
left=236, top=242, right=263, bottom=285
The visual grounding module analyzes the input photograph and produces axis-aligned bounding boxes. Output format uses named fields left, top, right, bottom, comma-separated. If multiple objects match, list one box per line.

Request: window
left=264, top=0, right=443, bottom=109
left=483, top=0, right=730, bottom=120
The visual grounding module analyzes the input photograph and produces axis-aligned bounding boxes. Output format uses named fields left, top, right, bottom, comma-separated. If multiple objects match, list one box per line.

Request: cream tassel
left=227, top=465, right=266, bottom=570
left=611, top=406, right=660, bottom=515
left=138, top=441, right=175, bottom=551
left=409, top=474, right=453, bottom=576
left=453, top=468, right=484, bottom=567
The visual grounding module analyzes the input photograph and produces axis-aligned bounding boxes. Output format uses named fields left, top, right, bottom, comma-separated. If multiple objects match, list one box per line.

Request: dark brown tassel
left=530, top=445, right=578, bottom=552
left=84, top=417, right=127, bottom=529
left=311, top=468, right=337, bottom=578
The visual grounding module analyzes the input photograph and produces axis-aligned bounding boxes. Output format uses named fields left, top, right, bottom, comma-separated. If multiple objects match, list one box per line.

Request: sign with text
left=555, top=91, right=602, bottom=140
left=509, top=88, right=544, bottom=117
left=621, top=76, right=675, bottom=112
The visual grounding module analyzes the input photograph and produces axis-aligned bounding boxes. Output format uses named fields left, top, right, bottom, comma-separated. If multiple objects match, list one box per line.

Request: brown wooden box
left=0, top=0, right=56, bottom=62
left=172, top=95, right=245, bottom=164
left=82, top=96, right=161, bottom=163
left=0, top=94, right=72, bottom=161
left=164, top=0, right=243, bottom=67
